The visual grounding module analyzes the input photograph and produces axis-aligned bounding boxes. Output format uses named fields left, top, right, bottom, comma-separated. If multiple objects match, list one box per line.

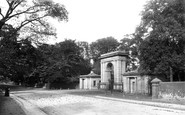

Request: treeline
left=0, top=27, right=126, bottom=88
left=1, top=0, right=185, bottom=88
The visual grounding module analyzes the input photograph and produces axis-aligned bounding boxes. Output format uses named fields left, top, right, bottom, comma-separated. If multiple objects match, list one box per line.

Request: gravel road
left=11, top=90, right=185, bottom=115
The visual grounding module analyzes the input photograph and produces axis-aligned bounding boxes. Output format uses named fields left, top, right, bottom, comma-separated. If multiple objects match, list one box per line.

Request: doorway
left=129, top=77, right=136, bottom=93
left=107, top=63, right=114, bottom=90
left=82, top=79, right=85, bottom=89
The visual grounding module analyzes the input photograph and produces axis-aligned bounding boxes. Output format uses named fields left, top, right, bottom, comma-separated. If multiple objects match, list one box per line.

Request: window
left=93, top=80, right=96, bottom=87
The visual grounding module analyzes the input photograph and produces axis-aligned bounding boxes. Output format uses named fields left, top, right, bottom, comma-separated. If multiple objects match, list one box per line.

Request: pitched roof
left=151, top=78, right=161, bottom=83
left=79, top=71, right=100, bottom=78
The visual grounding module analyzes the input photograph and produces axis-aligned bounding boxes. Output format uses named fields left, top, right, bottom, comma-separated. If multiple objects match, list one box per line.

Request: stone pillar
left=101, top=62, right=103, bottom=82
left=89, top=77, right=92, bottom=90
left=151, top=78, right=161, bottom=99
left=117, top=60, right=120, bottom=82
left=102, top=62, right=105, bottom=82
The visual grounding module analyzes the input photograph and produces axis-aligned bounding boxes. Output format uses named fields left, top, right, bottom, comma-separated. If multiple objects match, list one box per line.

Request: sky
left=0, top=0, right=148, bottom=44
left=47, top=0, right=148, bottom=44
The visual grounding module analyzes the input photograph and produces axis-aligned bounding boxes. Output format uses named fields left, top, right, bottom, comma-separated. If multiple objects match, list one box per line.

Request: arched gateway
left=79, top=51, right=150, bottom=94
left=99, top=51, right=128, bottom=90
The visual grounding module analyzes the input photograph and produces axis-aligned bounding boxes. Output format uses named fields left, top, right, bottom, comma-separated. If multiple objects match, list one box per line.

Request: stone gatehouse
left=99, top=51, right=127, bottom=90
left=79, top=50, right=150, bottom=94
left=99, top=51, right=150, bottom=94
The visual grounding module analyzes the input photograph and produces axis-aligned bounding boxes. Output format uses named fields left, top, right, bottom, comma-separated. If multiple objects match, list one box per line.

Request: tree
left=90, top=36, right=119, bottom=59
left=119, top=34, right=139, bottom=71
left=31, top=39, right=91, bottom=88
left=90, top=37, right=119, bottom=74
left=0, top=0, right=68, bottom=43
left=0, top=0, right=68, bottom=84
left=0, top=25, right=42, bottom=84
left=77, top=41, right=90, bottom=60
left=135, top=0, right=185, bottom=81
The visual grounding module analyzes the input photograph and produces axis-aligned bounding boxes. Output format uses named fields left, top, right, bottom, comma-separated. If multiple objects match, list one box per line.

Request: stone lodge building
left=79, top=71, right=101, bottom=90
left=79, top=51, right=150, bottom=94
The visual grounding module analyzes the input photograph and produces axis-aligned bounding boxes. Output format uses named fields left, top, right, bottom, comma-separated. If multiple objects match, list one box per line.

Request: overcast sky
left=1, top=0, right=148, bottom=44
left=48, top=0, right=148, bottom=44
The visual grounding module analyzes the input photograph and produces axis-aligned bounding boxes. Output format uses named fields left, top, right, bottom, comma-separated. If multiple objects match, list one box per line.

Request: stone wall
left=137, top=76, right=150, bottom=94
left=158, top=82, right=185, bottom=100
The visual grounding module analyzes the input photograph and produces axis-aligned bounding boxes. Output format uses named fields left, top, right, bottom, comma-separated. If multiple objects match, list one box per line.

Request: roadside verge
left=95, top=96, right=185, bottom=111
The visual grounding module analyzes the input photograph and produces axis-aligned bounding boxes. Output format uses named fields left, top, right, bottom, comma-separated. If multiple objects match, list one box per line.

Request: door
left=129, top=78, right=136, bottom=93
left=82, top=79, right=85, bottom=89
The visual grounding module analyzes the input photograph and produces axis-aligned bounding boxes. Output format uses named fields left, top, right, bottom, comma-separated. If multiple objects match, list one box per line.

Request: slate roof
left=79, top=71, right=100, bottom=78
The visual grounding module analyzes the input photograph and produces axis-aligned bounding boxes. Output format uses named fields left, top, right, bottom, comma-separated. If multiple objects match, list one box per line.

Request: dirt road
left=11, top=90, right=185, bottom=115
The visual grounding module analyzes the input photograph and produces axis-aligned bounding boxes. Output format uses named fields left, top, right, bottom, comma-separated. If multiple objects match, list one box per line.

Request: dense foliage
left=29, top=40, right=91, bottom=88
left=0, top=24, right=42, bottom=84
left=119, top=34, right=139, bottom=71
left=90, top=37, right=120, bottom=74
left=135, top=0, right=185, bottom=81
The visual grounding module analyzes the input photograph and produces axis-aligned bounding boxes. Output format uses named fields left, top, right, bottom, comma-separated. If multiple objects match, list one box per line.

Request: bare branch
left=0, top=12, right=4, bottom=18
left=4, top=0, right=15, bottom=19
left=12, top=0, right=24, bottom=10
left=29, top=27, right=56, bottom=36
left=16, top=14, right=48, bottom=31
left=6, top=0, right=11, bottom=6
left=6, top=4, right=47, bottom=22
left=36, top=19, right=48, bottom=28
left=7, top=9, right=38, bottom=21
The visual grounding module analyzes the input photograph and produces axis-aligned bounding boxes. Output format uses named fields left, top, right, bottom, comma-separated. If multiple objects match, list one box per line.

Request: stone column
left=89, top=77, right=92, bottom=90
left=151, top=78, right=161, bottom=99
left=102, top=62, right=106, bottom=82
left=101, top=62, right=103, bottom=82
left=117, top=60, right=120, bottom=82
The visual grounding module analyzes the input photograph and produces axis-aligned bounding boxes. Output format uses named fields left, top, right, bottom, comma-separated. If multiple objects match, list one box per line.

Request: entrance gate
left=99, top=51, right=128, bottom=90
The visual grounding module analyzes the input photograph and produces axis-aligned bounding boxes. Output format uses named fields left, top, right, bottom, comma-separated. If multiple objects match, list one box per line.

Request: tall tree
left=0, top=25, right=42, bottom=84
left=90, top=36, right=119, bottom=59
left=120, top=34, right=139, bottom=71
left=135, top=0, right=185, bottom=81
left=0, top=0, right=68, bottom=43
left=32, top=39, right=91, bottom=88
left=90, top=37, right=119, bottom=74
left=77, top=41, right=90, bottom=60
left=0, top=0, right=68, bottom=84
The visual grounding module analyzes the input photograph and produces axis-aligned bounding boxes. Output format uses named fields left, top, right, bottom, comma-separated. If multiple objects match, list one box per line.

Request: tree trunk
left=178, top=72, right=181, bottom=81
left=170, top=67, right=173, bottom=82
left=46, top=82, right=51, bottom=89
left=0, top=20, right=5, bottom=30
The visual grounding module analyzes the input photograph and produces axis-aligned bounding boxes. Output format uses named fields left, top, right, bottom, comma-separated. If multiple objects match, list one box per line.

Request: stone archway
left=100, top=51, right=128, bottom=90
left=106, top=63, right=114, bottom=82
left=106, top=63, right=114, bottom=91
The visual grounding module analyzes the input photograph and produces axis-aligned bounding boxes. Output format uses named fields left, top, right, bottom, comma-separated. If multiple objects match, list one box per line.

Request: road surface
left=11, top=90, right=185, bottom=115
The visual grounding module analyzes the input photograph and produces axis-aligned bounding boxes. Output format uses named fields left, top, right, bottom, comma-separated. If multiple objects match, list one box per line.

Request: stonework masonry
left=99, top=51, right=128, bottom=90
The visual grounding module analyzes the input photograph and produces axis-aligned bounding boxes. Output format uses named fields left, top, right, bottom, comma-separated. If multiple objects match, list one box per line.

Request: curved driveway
left=11, top=90, right=185, bottom=115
